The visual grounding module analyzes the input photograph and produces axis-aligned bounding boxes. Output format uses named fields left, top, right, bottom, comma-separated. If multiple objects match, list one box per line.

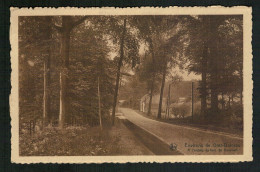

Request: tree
left=207, top=16, right=226, bottom=113
left=136, top=52, right=161, bottom=106
left=19, top=16, right=58, bottom=129
left=111, top=18, right=127, bottom=125
left=184, top=16, right=211, bottom=116
left=184, top=15, right=243, bottom=116
left=118, top=68, right=147, bottom=109
left=156, top=18, right=189, bottom=119
left=217, top=16, right=243, bottom=106
left=133, top=16, right=170, bottom=116
left=157, top=44, right=168, bottom=119
left=99, top=17, right=140, bottom=125
left=68, top=19, right=115, bottom=126
left=53, top=16, right=88, bottom=128
left=205, top=16, right=242, bottom=113
left=40, top=17, right=52, bottom=126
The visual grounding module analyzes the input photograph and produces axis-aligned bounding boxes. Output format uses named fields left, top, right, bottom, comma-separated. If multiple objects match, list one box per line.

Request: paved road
left=120, top=108, right=243, bottom=155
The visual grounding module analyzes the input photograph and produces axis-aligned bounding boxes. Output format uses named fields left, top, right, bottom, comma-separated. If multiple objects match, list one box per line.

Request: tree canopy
left=19, top=15, right=243, bottom=129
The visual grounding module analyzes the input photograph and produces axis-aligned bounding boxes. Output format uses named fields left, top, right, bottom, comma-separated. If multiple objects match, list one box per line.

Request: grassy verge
left=19, top=118, right=153, bottom=156
left=136, top=110, right=243, bottom=137
left=19, top=123, right=120, bottom=156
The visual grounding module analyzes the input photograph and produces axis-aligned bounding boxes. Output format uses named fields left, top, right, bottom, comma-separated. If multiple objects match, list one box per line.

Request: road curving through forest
left=119, top=108, right=243, bottom=155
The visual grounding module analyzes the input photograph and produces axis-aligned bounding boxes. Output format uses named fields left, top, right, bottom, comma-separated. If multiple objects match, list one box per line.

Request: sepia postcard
left=10, top=7, right=253, bottom=163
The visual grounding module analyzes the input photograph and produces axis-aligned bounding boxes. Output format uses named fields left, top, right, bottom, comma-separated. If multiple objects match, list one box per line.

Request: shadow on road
left=121, top=119, right=183, bottom=155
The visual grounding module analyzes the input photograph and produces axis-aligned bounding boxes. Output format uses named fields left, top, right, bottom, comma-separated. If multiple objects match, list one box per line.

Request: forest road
left=119, top=108, right=243, bottom=155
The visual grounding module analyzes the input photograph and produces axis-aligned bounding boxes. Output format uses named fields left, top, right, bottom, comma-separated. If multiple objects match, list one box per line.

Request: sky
left=170, top=66, right=200, bottom=81
left=107, top=37, right=201, bottom=82
left=139, top=43, right=201, bottom=81
left=108, top=42, right=201, bottom=82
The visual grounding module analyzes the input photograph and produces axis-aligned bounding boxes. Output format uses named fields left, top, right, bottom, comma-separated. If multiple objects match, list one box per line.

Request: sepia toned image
left=10, top=7, right=252, bottom=163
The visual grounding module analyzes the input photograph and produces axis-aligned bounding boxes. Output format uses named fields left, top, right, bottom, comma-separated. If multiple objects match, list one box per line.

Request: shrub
left=172, top=107, right=180, bottom=118
left=179, top=104, right=190, bottom=118
left=231, top=102, right=243, bottom=118
left=171, top=103, right=190, bottom=118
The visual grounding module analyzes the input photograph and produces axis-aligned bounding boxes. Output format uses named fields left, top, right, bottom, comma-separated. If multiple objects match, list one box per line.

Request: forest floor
left=19, top=118, right=153, bottom=156
left=135, top=110, right=243, bottom=137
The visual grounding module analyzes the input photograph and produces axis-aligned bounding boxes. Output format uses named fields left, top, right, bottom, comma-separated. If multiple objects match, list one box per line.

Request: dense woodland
left=19, top=15, right=243, bottom=135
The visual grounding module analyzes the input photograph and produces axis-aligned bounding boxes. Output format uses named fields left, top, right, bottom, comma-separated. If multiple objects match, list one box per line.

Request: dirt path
left=109, top=119, right=153, bottom=155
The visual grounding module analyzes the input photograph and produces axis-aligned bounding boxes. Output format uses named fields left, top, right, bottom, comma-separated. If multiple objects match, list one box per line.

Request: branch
left=71, top=16, right=88, bottom=28
left=53, top=24, right=63, bottom=32
left=120, top=72, right=132, bottom=77
left=38, top=18, right=63, bottom=32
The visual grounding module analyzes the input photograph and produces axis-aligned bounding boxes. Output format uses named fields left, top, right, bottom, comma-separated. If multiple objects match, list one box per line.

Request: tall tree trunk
left=167, top=83, right=172, bottom=118
left=43, top=61, right=51, bottom=126
left=55, top=16, right=87, bottom=128
left=148, top=74, right=155, bottom=115
left=239, top=71, right=243, bottom=105
left=157, top=60, right=167, bottom=119
left=240, top=90, right=243, bottom=105
left=228, top=95, right=231, bottom=108
left=209, top=42, right=219, bottom=113
left=98, top=77, right=102, bottom=130
left=42, top=17, right=52, bottom=127
left=59, top=17, right=71, bottom=128
left=59, top=72, right=65, bottom=128
left=210, top=74, right=219, bottom=112
left=112, top=19, right=127, bottom=125
left=147, top=39, right=155, bottom=116
left=43, top=62, right=47, bottom=125
left=207, top=16, right=225, bottom=114
left=201, top=44, right=207, bottom=116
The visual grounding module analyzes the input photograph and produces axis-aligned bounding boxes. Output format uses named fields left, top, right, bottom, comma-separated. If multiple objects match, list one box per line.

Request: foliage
left=19, top=15, right=244, bottom=144
left=20, top=126, right=120, bottom=156
left=67, top=24, right=115, bottom=125
left=19, top=16, right=56, bottom=125
left=171, top=103, right=190, bottom=118
left=183, top=15, right=243, bottom=114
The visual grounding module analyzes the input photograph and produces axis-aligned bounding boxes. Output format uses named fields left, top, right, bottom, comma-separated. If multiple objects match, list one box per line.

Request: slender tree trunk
left=43, top=62, right=50, bottom=126
left=210, top=76, right=219, bottom=112
left=240, top=71, right=243, bottom=105
left=157, top=61, right=167, bottom=119
left=59, top=72, right=65, bottom=128
left=148, top=74, right=155, bottom=115
left=208, top=16, right=221, bottom=114
left=147, top=39, right=155, bottom=116
left=228, top=95, right=231, bottom=108
left=59, top=17, right=71, bottom=128
left=240, top=90, right=243, bottom=105
left=44, top=52, right=51, bottom=126
left=42, top=17, right=52, bottom=127
left=43, top=63, right=46, bottom=125
left=56, top=16, right=87, bottom=128
left=209, top=51, right=219, bottom=112
left=201, top=44, right=207, bottom=116
left=191, top=82, right=194, bottom=121
left=209, top=42, right=219, bottom=112
left=112, top=19, right=126, bottom=125
left=167, top=83, right=171, bottom=118
left=98, top=77, right=102, bottom=130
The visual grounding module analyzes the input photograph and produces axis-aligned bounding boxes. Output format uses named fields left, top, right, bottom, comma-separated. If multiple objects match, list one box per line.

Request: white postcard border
left=10, top=6, right=253, bottom=163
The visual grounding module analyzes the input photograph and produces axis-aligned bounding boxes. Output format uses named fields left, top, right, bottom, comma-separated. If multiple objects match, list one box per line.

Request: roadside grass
left=135, top=109, right=243, bottom=137
left=19, top=123, right=120, bottom=156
